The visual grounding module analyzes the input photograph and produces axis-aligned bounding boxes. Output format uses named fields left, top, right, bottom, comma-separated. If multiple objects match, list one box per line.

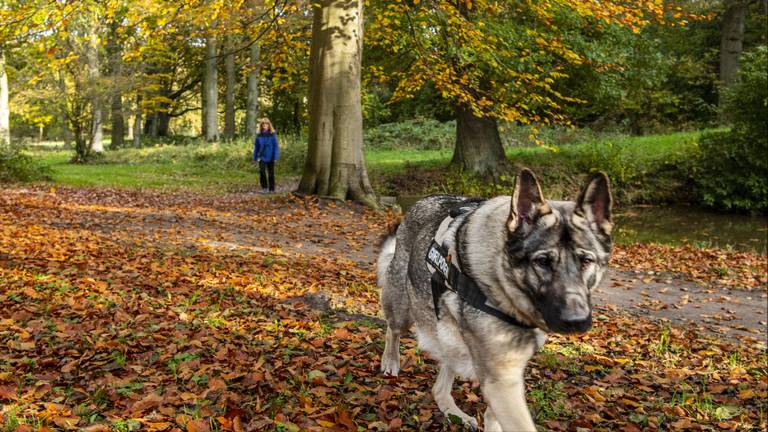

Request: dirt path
left=4, top=186, right=765, bottom=344
left=596, top=270, right=766, bottom=341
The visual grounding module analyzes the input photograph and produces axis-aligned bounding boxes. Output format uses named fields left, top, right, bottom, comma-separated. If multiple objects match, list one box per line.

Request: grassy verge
left=372, top=130, right=706, bottom=205
left=22, top=128, right=707, bottom=205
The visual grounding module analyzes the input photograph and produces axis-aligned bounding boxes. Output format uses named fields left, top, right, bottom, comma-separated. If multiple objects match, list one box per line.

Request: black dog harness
left=425, top=205, right=536, bottom=330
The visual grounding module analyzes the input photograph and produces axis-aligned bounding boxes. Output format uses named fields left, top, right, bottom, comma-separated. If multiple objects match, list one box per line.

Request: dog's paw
left=483, top=408, right=501, bottom=432
left=446, top=413, right=478, bottom=430
left=466, top=418, right=479, bottom=431
left=380, top=358, right=400, bottom=376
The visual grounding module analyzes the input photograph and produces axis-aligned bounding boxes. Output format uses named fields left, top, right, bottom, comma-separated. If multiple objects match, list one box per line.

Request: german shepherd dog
left=377, top=169, right=612, bottom=431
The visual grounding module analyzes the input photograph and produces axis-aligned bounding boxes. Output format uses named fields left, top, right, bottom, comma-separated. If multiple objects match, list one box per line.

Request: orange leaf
left=186, top=419, right=210, bottom=432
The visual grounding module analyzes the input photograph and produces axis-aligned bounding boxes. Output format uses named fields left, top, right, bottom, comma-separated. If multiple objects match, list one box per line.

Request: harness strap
left=426, top=241, right=535, bottom=330
left=447, top=268, right=535, bottom=329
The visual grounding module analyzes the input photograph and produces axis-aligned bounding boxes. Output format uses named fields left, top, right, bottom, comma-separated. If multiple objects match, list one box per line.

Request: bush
left=364, top=119, right=455, bottom=150
left=694, top=129, right=767, bottom=211
left=0, top=144, right=51, bottom=182
left=692, top=46, right=768, bottom=212
left=575, top=141, right=637, bottom=188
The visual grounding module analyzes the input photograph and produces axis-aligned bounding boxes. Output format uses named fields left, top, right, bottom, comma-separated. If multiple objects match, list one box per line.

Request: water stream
left=396, top=196, right=767, bottom=253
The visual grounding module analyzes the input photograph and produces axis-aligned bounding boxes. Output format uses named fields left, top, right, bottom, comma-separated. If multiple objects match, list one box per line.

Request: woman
left=253, top=118, right=279, bottom=193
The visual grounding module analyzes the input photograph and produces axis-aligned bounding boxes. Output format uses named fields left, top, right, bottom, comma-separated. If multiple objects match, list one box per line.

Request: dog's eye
left=579, top=255, right=595, bottom=266
left=533, top=256, right=552, bottom=268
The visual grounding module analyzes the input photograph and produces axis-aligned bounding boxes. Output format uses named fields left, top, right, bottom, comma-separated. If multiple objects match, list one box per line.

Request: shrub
left=0, top=143, right=51, bottom=182
left=692, top=46, right=768, bottom=212
left=694, top=129, right=767, bottom=211
left=575, top=141, right=637, bottom=188
left=364, top=119, right=455, bottom=150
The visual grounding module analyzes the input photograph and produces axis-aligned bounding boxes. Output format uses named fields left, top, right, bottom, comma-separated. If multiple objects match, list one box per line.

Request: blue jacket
left=253, top=132, right=279, bottom=162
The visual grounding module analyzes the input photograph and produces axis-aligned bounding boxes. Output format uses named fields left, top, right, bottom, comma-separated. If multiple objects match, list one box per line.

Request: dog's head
left=505, top=169, right=612, bottom=334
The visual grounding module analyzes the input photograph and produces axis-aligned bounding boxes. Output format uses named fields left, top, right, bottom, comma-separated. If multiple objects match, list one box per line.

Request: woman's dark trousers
left=259, top=161, right=275, bottom=192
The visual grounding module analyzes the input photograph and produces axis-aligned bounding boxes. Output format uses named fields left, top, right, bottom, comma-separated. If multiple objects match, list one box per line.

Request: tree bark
left=720, top=0, right=748, bottom=100
left=111, top=95, right=124, bottom=146
left=87, top=17, right=104, bottom=153
left=451, top=104, right=507, bottom=177
left=107, top=21, right=124, bottom=147
left=133, top=94, right=142, bottom=147
left=203, top=36, right=219, bottom=142
left=223, top=37, right=236, bottom=139
left=297, top=0, right=377, bottom=207
left=245, top=43, right=261, bottom=137
left=0, top=50, right=9, bottom=146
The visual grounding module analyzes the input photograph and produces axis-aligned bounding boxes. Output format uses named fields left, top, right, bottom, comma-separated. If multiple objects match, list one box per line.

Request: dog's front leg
left=481, top=369, right=536, bottom=432
left=433, top=365, right=478, bottom=430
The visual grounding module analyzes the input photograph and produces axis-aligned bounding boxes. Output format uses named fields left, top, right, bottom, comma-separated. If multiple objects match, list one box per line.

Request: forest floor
left=0, top=185, right=766, bottom=432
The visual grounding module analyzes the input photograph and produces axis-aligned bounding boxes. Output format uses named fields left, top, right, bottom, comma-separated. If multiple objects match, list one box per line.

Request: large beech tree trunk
left=720, top=0, right=748, bottom=97
left=451, top=104, right=507, bottom=177
left=87, top=18, right=104, bottom=153
left=203, top=36, right=219, bottom=142
left=223, top=37, right=236, bottom=139
left=0, top=50, right=9, bottom=146
left=245, top=43, right=261, bottom=137
left=297, top=0, right=376, bottom=207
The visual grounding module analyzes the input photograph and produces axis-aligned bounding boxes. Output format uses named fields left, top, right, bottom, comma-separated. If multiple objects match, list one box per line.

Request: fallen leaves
left=0, top=186, right=765, bottom=431
left=612, top=243, right=767, bottom=291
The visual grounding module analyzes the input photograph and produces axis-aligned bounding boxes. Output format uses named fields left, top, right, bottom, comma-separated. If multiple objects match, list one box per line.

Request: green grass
left=368, top=129, right=704, bottom=177
left=22, top=129, right=709, bottom=199
left=36, top=150, right=258, bottom=191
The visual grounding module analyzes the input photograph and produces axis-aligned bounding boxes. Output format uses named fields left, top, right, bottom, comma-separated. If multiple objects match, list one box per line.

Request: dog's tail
left=376, top=220, right=400, bottom=288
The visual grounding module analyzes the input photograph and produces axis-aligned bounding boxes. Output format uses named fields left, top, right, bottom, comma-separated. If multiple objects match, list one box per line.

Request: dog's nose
left=560, top=315, right=592, bottom=333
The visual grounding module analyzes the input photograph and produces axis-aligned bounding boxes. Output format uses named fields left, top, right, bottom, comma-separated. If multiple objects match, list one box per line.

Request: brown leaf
left=186, top=419, right=210, bottom=432
left=80, top=425, right=110, bottom=432
left=232, top=416, right=244, bottom=432
left=144, top=423, right=172, bottom=432
left=131, top=392, right=164, bottom=414
left=0, top=385, right=16, bottom=400
left=51, top=416, right=80, bottom=430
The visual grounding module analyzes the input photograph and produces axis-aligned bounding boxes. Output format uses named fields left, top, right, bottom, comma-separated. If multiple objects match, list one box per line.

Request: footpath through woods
left=0, top=186, right=766, bottom=431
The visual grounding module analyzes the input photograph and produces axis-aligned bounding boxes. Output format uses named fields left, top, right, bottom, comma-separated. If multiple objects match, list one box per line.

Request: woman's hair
left=259, top=118, right=275, bottom=134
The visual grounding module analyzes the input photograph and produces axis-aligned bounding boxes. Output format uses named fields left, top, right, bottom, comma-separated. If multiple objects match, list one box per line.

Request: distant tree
left=0, top=50, right=9, bottom=146
left=203, top=36, right=219, bottom=142
left=224, top=36, right=237, bottom=139
left=106, top=16, right=126, bottom=148
left=85, top=11, right=104, bottom=153
left=245, top=42, right=261, bottom=137
left=368, top=0, right=699, bottom=176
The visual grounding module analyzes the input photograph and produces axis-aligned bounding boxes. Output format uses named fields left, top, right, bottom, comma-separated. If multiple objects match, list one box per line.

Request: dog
left=377, top=169, right=612, bottom=431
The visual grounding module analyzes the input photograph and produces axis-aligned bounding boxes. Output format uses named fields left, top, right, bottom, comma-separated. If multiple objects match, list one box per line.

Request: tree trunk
left=203, top=36, right=219, bottom=142
left=245, top=43, right=261, bottom=137
left=107, top=21, right=124, bottom=148
left=87, top=18, right=104, bottom=153
left=57, top=70, right=73, bottom=148
left=451, top=104, right=507, bottom=177
left=111, top=94, right=124, bottom=147
left=0, top=50, right=9, bottom=146
left=143, top=105, right=170, bottom=137
left=133, top=94, right=142, bottom=147
left=224, top=37, right=236, bottom=139
left=720, top=0, right=748, bottom=101
left=297, top=0, right=377, bottom=207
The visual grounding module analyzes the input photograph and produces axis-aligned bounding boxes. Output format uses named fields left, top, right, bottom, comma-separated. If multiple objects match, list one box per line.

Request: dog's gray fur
left=378, top=169, right=613, bottom=431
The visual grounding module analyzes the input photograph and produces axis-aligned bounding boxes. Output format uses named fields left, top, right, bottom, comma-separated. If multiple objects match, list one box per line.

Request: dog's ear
left=574, top=172, right=613, bottom=236
left=508, top=168, right=550, bottom=232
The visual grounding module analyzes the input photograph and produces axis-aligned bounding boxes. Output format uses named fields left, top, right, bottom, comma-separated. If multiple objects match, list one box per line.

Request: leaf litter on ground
left=0, top=186, right=765, bottom=431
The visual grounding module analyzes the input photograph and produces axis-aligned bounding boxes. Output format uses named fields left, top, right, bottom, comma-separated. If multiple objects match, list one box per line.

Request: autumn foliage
left=0, top=187, right=765, bottom=431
